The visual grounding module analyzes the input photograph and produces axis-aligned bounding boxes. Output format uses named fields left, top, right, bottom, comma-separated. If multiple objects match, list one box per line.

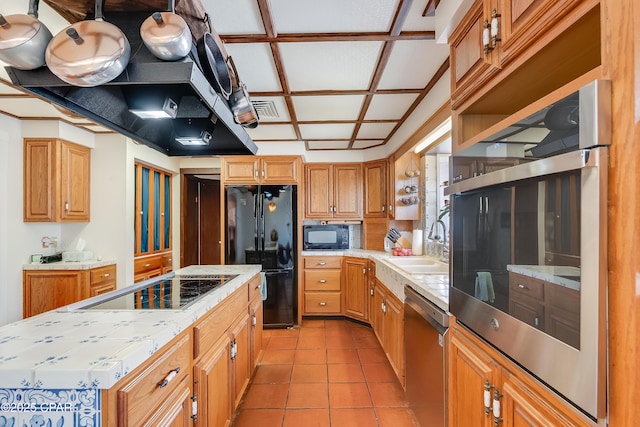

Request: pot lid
left=140, top=12, right=190, bottom=44
left=0, top=14, right=43, bottom=50
left=46, top=20, right=129, bottom=82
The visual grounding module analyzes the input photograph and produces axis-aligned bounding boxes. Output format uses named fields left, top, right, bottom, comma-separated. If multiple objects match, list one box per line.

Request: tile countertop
left=0, top=264, right=261, bottom=390
left=507, top=264, right=581, bottom=291
left=302, top=249, right=449, bottom=312
left=23, top=259, right=117, bottom=270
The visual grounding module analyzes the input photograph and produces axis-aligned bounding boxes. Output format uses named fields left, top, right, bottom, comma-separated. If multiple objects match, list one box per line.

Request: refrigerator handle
left=253, top=193, right=259, bottom=252
left=260, top=195, right=266, bottom=252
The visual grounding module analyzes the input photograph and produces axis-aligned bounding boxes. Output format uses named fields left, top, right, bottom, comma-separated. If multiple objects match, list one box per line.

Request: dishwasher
left=404, top=285, right=449, bottom=426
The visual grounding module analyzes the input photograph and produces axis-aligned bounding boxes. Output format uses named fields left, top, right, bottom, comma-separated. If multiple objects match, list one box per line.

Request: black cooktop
left=82, top=274, right=239, bottom=310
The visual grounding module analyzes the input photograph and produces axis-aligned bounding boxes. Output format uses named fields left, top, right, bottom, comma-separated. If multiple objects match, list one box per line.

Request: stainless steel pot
left=227, top=56, right=259, bottom=128
left=45, top=0, right=130, bottom=87
left=0, top=0, right=52, bottom=70
left=140, top=0, right=192, bottom=61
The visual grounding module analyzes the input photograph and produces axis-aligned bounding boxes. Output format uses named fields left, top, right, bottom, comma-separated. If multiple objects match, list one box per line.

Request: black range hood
left=6, top=12, right=258, bottom=156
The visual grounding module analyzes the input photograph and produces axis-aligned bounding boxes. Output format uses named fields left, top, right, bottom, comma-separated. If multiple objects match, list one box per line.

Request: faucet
left=428, top=220, right=449, bottom=262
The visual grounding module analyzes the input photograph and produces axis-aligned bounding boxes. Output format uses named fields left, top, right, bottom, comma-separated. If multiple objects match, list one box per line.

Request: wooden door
left=382, top=293, right=404, bottom=382
left=343, top=257, right=368, bottom=322
left=261, top=157, right=298, bottom=184
left=230, top=313, right=251, bottom=412
left=201, top=180, right=222, bottom=264
left=304, top=164, right=333, bottom=218
left=59, top=140, right=90, bottom=221
left=371, top=282, right=385, bottom=344
left=23, top=139, right=55, bottom=221
left=364, top=159, right=387, bottom=218
left=249, top=295, right=264, bottom=371
left=448, top=327, right=497, bottom=427
left=333, top=164, right=362, bottom=219
left=194, top=335, right=232, bottom=427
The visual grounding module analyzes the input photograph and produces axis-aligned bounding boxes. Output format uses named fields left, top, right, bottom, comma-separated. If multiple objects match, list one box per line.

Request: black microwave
left=303, top=224, right=349, bottom=250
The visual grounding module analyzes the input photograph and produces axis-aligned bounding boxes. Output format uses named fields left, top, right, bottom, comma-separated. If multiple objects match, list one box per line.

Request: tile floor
left=232, top=319, right=419, bottom=427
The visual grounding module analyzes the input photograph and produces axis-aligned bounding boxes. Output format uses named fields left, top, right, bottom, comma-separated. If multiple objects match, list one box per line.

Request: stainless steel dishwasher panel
left=404, top=285, right=449, bottom=427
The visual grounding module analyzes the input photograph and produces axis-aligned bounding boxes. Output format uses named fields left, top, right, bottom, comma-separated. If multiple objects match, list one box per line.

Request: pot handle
left=168, top=0, right=176, bottom=13
left=28, top=0, right=40, bottom=19
left=227, top=55, right=240, bottom=87
left=0, top=15, right=7, bottom=27
left=152, top=12, right=164, bottom=25
left=94, top=0, right=105, bottom=22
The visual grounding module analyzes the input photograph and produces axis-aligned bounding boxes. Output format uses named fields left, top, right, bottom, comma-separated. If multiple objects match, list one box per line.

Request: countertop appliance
left=66, top=273, right=238, bottom=310
left=445, top=80, right=609, bottom=421
left=404, top=285, right=449, bottom=427
left=226, top=184, right=297, bottom=328
left=302, top=224, right=349, bottom=250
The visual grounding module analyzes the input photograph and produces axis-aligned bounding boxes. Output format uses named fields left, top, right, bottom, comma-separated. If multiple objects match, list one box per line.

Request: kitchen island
left=0, top=264, right=261, bottom=427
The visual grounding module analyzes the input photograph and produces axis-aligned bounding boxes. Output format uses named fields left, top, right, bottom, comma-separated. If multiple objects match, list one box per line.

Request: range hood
left=6, top=12, right=258, bottom=156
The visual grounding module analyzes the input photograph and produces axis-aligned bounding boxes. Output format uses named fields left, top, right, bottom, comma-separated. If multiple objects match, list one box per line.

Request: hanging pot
left=0, top=0, right=52, bottom=70
left=196, top=20, right=232, bottom=99
left=227, top=55, right=259, bottom=128
left=45, top=0, right=131, bottom=87
left=140, top=0, right=192, bottom=61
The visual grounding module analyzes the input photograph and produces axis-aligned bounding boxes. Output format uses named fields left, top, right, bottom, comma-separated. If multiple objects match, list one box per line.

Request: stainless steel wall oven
left=446, top=80, right=609, bottom=421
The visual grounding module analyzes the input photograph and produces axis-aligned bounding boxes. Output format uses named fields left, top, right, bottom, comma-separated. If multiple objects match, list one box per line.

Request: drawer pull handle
left=144, top=263, right=151, bottom=267
left=255, top=284, right=261, bottom=290
left=517, top=284, right=528, bottom=290
left=158, top=367, right=180, bottom=388
left=318, top=262, right=326, bottom=266
left=319, top=302, right=327, bottom=306
left=101, top=273, right=110, bottom=278
left=319, top=279, right=327, bottom=283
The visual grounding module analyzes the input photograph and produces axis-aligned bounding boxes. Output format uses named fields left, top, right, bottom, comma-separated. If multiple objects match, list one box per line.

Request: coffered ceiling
left=0, top=0, right=450, bottom=152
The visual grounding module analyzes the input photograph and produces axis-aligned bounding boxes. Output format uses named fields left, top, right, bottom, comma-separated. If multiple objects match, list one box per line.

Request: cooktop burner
left=81, top=274, right=239, bottom=310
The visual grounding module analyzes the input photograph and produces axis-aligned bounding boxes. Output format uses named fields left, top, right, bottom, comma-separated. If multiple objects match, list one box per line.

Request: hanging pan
left=196, top=17, right=231, bottom=99
left=46, top=0, right=131, bottom=87
left=0, top=0, right=52, bottom=70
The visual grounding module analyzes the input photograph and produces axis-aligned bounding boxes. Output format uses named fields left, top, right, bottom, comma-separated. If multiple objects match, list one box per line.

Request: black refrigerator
left=225, top=184, right=297, bottom=328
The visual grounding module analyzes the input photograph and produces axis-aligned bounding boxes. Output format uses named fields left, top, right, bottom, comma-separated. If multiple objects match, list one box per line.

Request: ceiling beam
left=220, top=31, right=436, bottom=44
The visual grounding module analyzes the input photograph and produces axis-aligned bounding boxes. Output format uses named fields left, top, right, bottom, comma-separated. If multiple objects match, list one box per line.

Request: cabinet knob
left=517, top=284, right=528, bottom=290
left=319, top=302, right=327, bottom=306
left=101, top=273, right=110, bottom=278
left=65, top=202, right=70, bottom=211
left=318, top=279, right=327, bottom=283
left=144, top=263, right=151, bottom=267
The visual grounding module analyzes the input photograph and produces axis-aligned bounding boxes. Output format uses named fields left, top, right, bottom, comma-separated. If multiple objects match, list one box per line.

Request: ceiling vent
left=252, top=100, right=280, bottom=119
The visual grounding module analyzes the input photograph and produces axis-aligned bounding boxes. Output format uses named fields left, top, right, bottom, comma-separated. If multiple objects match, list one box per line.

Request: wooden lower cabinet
left=302, top=256, right=342, bottom=315
left=249, top=293, right=264, bottom=370
left=144, top=374, right=193, bottom=427
left=229, top=312, right=251, bottom=412
left=370, top=279, right=405, bottom=386
left=194, top=334, right=232, bottom=427
left=342, top=257, right=369, bottom=322
left=134, top=252, right=169, bottom=282
left=448, top=321, right=593, bottom=427
left=23, top=263, right=117, bottom=317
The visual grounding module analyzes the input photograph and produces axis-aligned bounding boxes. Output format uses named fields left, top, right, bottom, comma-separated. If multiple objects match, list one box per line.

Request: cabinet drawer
left=248, top=274, right=262, bottom=302
left=161, top=252, right=173, bottom=268
left=134, top=255, right=162, bottom=275
left=117, top=333, right=191, bottom=426
left=194, top=304, right=230, bottom=360
left=90, top=265, right=116, bottom=285
left=304, top=257, right=342, bottom=269
left=509, top=273, right=544, bottom=300
left=305, top=292, right=341, bottom=314
left=304, top=270, right=341, bottom=291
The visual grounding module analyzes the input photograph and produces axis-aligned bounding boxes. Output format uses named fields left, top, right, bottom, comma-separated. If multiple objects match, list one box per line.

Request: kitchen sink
left=384, top=257, right=449, bottom=274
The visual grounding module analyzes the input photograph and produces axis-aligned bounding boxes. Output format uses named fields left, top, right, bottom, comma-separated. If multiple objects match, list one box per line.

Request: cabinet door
left=23, top=139, right=55, bottom=221
left=59, top=140, right=90, bottom=221
left=230, top=313, right=251, bottom=412
left=382, top=293, right=404, bottom=383
left=343, top=257, right=369, bottom=322
left=143, top=375, right=192, bottom=427
left=448, top=328, right=497, bottom=427
left=304, top=164, right=333, bottom=218
left=261, top=157, right=298, bottom=183
left=249, top=295, right=264, bottom=371
left=333, top=164, right=362, bottom=219
left=223, top=158, right=260, bottom=183
left=194, top=335, right=232, bottom=427
left=364, top=160, right=387, bottom=218
left=23, top=271, right=85, bottom=317
left=371, top=283, right=385, bottom=344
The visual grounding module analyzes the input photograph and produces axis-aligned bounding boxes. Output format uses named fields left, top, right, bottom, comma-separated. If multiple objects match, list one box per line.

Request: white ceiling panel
left=204, top=0, right=266, bottom=34
left=224, top=44, right=282, bottom=92
left=246, top=124, right=298, bottom=140
left=250, top=96, right=290, bottom=122
left=80, top=125, right=113, bottom=133
left=270, top=0, right=400, bottom=33
left=378, top=40, right=450, bottom=89
left=293, top=95, right=365, bottom=121
left=402, top=0, right=438, bottom=31
left=300, top=123, right=355, bottom=139
left=280, top=41, right=383, bottom=91
left=357, top=122, right=397, bottom=139
left=0, top=82, right=25, bottom=95
left=365, top=93, right=419, bottom=120
left=307, top=140, right=351, bottom=150
left=0, top=98, right=64, bottom=118
left=352, top=140, right=384, bottom=149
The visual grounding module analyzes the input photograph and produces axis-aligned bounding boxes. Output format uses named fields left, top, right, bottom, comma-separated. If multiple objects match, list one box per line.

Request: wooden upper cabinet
left=363, top=159, right=388, bottom=218
left=304, top=164, right=333, bottom=218
left=222, top=156, right=300, bottom=184
left=333, top=164, right=362, bottom=219
left=24, top=138, right=90, bottom=222
left=304, top=163, right=362, bottom=220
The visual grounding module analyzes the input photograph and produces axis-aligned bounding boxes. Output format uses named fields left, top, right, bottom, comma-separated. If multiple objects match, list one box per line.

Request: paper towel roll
left=412, top=229, right=423, bottom=255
